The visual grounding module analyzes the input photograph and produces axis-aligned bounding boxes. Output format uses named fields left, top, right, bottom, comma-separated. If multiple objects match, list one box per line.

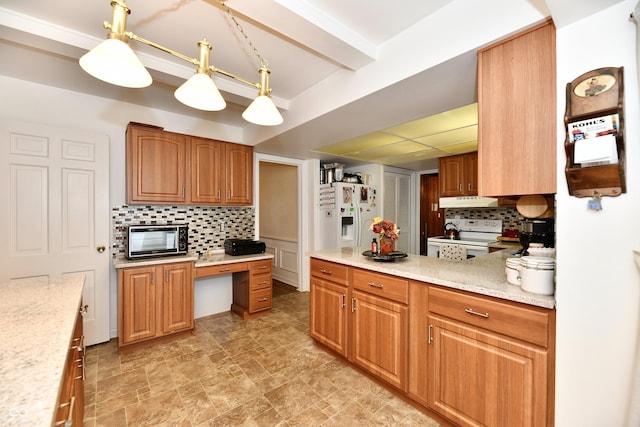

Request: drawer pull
left=219, top=268, right=231, bottom=272
left=465, top=308, right=489, bottom=318
left=257, top=265, right=268, bottom=270
left=55, top=395, right=75, bottom=426
left=368, top=282, right=384, bottom=289
left=319, top=269, right=333, bottom=275
left=258, top=281, right=268, bottom=285
left=257, top=297, right=269, bottom=302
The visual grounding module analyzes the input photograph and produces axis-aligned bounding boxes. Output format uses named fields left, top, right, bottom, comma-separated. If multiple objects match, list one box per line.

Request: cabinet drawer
left=428, top=286, right=550, bottom=347
left=250, top=288, right=272, bottom=312
left=252, top=272, right=272, bottom=291
left=195, top=262, right=248, bottom=278
left=251, top=259, right=272, bottom=274
left=353, top=269, right=408, bottom=304
left=311, top=259, right=349, bottom=285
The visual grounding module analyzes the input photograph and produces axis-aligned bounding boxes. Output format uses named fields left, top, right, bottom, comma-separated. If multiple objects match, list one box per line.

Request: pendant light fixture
left=79, top=0, right=283, bottom=126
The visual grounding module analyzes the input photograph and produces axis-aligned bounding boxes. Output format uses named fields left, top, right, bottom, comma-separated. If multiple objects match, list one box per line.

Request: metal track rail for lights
left=79, top=0, right=283, bottom=126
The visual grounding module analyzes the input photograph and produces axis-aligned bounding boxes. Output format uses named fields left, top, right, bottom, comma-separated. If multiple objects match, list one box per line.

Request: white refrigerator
left=318, top=183, right=380, bottom=249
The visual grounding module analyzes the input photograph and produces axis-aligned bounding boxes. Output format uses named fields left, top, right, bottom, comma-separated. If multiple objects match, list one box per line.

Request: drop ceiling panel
left=413, top=125, right=477, bottom=148
left=439, top=141, right=479, bottom=154
left=315, top=132, right=404, bottom=155
left=383, top=103, right=477, bottom=138
left=344, top=140, right=428, bottom=161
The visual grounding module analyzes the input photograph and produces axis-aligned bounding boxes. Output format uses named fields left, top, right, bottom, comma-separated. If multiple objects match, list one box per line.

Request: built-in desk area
left=114, top=252, right=273, bottom=350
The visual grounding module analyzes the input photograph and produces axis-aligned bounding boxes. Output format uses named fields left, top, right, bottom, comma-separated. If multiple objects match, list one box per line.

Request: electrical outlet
left=219, top=222, right=226, bottom=232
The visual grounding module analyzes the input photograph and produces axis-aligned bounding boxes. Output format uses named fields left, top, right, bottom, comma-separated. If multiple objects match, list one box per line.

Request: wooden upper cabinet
left=225, top=143, right=253, bottom=205
left=126, top=123, right=253, bottom=205
left=439, top=152, right=478, bottom=197
left=126, top=125, right=188, bottom=204
left=477, top=20, right=556, bottom=196
left=191, top=137, right=224, bottom=204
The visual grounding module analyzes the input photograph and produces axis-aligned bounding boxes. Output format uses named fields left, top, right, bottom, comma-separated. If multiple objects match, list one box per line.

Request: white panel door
left=383, top=171, right=412, bottom=253
left=0, top=119, right=110, bottom=346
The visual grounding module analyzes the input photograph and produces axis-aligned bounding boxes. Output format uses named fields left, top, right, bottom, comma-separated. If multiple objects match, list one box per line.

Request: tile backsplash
left=445, top=208, right=525, bottom=231
left=112, top=205, right=255, bottom=258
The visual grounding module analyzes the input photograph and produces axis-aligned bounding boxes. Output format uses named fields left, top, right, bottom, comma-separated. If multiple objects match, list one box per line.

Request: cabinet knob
left=96, top=245, right=106, bottom=253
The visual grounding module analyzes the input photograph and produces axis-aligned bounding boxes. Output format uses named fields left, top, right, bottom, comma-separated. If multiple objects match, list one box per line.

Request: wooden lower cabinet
left=428, top=316, right=548, bottom=427
left=310, top=261, right=556, bottom=427
left=310, top=277, right=348, bottom=357
left=409, top=281, right=554, bottom=427
left=310, top=260, right=409, bottom=392
left=55, top=304, right=84, bottom=427
left=350, top=289, right=408, bottom=391
left=118, top=261, right=194, bottom=348
left=310, top=259, right=349, bottom=357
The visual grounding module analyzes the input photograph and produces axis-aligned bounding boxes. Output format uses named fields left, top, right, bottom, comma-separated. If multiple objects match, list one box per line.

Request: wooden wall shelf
left=564, top=67, right=626, bottom=198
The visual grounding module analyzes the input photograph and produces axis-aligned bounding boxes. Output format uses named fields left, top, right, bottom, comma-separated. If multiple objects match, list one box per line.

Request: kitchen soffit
left=314, top=103, right=478, bottom=165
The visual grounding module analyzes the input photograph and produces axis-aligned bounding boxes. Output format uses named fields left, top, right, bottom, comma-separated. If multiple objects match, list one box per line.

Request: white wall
left=0, top=75, right=246, bottom=338
left=555, top=2, right=640, bottom=425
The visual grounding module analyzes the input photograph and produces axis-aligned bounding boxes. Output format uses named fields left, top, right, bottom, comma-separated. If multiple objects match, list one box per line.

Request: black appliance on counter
left=519, top=218, right=555, bottom=255
left=224, top=239, right=266, bottom=256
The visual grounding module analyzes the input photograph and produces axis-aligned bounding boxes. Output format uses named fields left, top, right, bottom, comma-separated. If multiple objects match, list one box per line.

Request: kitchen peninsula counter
left=308, top=247, right=555, bottom=309
left=0, top=275, right=84, bottom=426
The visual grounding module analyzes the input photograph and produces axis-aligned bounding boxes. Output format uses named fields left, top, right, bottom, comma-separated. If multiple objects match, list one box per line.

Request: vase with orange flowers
left=370, top=217, right=399, bottom=256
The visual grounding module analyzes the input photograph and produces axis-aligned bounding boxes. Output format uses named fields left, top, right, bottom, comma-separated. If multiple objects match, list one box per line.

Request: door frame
left=254, top=153, right=312, bottom=292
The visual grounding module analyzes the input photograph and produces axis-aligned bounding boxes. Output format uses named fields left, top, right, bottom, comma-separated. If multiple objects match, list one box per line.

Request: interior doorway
left=419, top=173, right=445, bottom=255
left=258, top=160, right=300, bottom=289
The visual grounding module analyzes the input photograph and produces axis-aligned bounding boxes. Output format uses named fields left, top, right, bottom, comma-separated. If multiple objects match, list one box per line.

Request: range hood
left=439, top=196, right=499, bottom=208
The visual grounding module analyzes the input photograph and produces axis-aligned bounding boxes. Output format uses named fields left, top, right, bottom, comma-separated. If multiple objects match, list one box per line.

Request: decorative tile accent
left=445, top=208, right=525, bottom=231
left=112, top=205, right=255, bottom=258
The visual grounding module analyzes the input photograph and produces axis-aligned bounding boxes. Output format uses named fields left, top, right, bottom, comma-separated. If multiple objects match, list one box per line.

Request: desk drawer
left=195, top=262, right=249, bottom=278
left=251, top=259, right=272, bottom=274
left=250, top=288, right=272, bottom=312
left=252, top=273, right=272, bottom=291
left=353, top=268, right=408, bottom=304
left=428, top=286, right=550, bottom=347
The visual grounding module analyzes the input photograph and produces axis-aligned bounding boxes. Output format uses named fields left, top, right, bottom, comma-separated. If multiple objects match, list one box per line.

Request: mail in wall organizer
left=564, top=66, right=626, bottom=198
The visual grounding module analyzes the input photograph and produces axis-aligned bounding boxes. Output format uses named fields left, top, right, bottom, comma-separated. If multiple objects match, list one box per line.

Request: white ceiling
left=0, top=0, right=622, bottom=170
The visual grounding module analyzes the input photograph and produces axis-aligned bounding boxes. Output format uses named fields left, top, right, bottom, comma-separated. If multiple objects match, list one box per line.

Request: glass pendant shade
left=242, top=95, right=283, bottom=126
left=79, top=38, right=152, bottom=88
left=174, top=73, right=226, bottom=111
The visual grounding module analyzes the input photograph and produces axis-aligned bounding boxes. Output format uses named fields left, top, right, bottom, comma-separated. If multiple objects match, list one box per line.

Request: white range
left=427, top=218, right=503, bottom=258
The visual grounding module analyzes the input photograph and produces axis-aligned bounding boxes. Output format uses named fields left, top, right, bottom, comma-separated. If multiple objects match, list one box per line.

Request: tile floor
left=83, top=288, right=440, bottom=426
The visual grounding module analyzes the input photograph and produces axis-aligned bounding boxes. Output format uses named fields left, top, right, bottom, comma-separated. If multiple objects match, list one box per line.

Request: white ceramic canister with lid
left=519, top=256, right=555, bottom=295
left=505, top=258, right=522, bottom=285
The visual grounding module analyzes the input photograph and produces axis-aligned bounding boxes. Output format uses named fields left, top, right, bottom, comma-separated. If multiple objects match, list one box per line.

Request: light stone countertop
left=308, top=247, right=555, bottom=309
left=113, top=252, right=273, bottom=269
left=0, top=275, right=85, bottom=427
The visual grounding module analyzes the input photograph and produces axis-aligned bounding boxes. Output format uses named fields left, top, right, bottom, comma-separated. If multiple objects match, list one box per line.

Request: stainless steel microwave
left=126, top=224, right=188, bottom=259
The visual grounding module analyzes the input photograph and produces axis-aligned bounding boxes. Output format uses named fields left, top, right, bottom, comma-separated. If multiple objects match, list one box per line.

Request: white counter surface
left=113, top=252, right=273, bottom=269
left=0, top=275, right=84, bottom=427
left=309, top=247, right=555, bottom=309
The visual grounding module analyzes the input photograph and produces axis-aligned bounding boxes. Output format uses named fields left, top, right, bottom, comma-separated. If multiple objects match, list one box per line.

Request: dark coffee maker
left=519, top=219, right=555, bottom=255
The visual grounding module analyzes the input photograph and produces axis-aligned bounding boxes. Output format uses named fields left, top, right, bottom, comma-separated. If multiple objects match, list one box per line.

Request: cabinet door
left=464, top=152, right=478, bottom=195
left=351, top=289, right=408, bottom=391
left=225, top=143, right=253, bottom=205
left=428, top=316, right=548, bottom=427
left=478, top=21, right=556, bottom=196
left=121, top=266, right=157, bottom=344
left=191, top=137, right=224, bottom=204
left=439, top=155, right=464, bottom=197
left=161, top=263, right=193, bottom=334
left=126, top=125, right=188, bottom=204
left=310, top=277, right=348, bottom=357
